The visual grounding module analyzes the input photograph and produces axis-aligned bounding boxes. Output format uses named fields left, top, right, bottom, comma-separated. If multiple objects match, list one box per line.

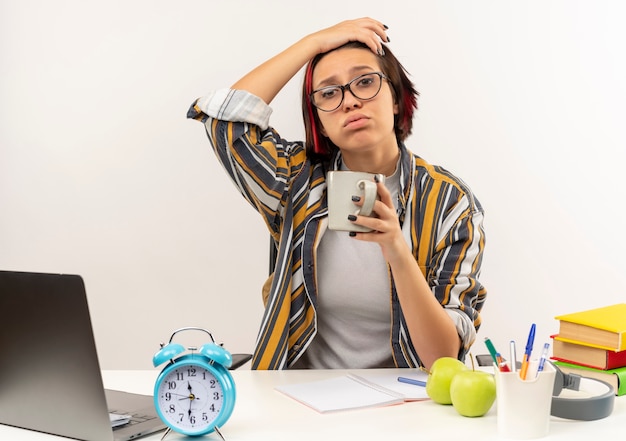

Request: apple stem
left=469, top=352, right=476, bottom=371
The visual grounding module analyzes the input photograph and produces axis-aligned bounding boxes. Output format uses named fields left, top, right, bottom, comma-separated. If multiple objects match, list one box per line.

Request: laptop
left=0, top=270, right=167, bottom=441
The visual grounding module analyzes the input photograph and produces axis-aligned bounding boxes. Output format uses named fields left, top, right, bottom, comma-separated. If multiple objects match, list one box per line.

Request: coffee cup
left=327, top=171, right=385, bottom=232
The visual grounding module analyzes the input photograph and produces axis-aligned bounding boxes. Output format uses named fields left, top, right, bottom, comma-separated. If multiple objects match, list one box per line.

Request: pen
left=519, top=323, right=536, bottom=380
left=535, top=342, right=550, bottom=377
left=496, top=353, right=511, bottom=372
left=484, top=337, right=500, bottom=366
left=509, top=340, right=517, bottom=373
left=397, top=377, right=427, bottom=387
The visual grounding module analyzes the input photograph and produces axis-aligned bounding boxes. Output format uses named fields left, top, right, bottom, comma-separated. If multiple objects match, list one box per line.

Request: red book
left=551, top=335, right=626, bottom=370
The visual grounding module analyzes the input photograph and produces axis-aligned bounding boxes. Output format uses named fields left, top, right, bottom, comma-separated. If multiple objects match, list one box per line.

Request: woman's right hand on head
left=308, top=17, right=390, bottom=57
left=230, top=18, right=389, bottom=105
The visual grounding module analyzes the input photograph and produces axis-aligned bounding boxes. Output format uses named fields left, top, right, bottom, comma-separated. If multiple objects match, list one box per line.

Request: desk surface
left=1, top=369, right=623, bottom=440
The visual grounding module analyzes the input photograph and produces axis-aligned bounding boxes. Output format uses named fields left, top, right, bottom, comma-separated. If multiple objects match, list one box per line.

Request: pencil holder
left=494, top=361, right=556, bottom=440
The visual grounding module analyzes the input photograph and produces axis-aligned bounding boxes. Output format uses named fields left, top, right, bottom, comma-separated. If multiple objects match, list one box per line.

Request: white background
left=2, top=0, right=625, bottom=369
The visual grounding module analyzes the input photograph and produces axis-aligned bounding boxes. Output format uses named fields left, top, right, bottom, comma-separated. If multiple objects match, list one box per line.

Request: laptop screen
left=0, top=271, right=133, bottom=441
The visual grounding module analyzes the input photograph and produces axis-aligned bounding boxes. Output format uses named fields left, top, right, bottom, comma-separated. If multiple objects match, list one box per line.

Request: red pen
left=496, top=353, right=511, bottom=372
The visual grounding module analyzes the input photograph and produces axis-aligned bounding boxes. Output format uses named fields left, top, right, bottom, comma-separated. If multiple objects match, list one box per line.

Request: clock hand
left=185, top=381, right=200, bottom=401
left=187, top=391, right=195, bottom=419
left=176, top=394, right=200, bottom=401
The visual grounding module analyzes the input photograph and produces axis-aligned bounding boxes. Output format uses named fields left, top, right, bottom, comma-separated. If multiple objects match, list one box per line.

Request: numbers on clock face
left=156, top=364, right=224, bottom=430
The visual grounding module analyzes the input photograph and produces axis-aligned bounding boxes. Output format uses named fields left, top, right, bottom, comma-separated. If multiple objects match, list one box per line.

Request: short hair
left=301, top=42, right=418, bottom=160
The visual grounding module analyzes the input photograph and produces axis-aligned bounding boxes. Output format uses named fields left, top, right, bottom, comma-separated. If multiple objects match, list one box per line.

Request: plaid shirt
left=188, top=89, right=487, bottom=370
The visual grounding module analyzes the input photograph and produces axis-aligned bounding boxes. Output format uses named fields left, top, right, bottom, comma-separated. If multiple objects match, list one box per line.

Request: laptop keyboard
left=109, top=410, right=157, bottom=429
left=127, top=413, right=157, bottom=426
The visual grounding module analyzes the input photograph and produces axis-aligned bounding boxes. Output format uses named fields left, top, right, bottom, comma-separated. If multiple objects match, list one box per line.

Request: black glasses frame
left=309, top=72, right=389, bottom=112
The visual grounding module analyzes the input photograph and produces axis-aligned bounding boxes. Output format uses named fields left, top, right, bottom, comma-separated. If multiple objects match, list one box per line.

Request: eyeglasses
left=309, top=72, right=389, bottom=112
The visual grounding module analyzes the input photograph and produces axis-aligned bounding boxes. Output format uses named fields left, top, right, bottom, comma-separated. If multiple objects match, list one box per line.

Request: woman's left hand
left=350, top=180, right=409, bottom=264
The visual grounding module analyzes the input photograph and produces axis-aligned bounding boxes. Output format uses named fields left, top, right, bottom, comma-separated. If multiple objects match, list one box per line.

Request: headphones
left=549, top=361, right=615, bottom=421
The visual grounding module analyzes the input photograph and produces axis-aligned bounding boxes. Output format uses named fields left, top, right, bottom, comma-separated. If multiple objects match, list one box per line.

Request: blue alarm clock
left=153, top=327, right=236, bottom=439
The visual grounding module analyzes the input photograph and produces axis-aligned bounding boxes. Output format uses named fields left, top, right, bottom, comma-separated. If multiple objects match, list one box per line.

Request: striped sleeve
left=410, top=162, right=487, bottom=356
left=188, top=89, right=272, bottom=129
left=431, top=180, right=486, bottom=353
left=187, top=89, right=306, bottom=233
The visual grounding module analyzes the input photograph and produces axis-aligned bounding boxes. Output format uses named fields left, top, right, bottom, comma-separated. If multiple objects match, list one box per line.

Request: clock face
left=154, top=359, right=233, bottom=435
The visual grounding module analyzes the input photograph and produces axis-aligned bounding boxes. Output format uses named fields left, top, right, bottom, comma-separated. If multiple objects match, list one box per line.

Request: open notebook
left=275, top=371, right=430, bottom=413
left=0, top=270, right=167, bottom=441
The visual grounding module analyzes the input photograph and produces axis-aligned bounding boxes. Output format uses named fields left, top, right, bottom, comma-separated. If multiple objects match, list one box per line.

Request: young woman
left=188, top=18, right=487, bottom=370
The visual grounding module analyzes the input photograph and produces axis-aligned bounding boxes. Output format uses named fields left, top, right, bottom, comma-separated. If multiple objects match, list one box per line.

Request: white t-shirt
left=294, top=163, right=401, bottom=369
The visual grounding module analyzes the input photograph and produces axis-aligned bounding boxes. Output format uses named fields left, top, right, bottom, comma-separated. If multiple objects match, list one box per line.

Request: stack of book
left=551, top=303, right=626, bottom=396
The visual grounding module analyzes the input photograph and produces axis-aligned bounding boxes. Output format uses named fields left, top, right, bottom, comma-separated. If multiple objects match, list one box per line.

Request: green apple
left=425, top=357, right=468, bottom=404
left=450, top=370, right=496, bottom=417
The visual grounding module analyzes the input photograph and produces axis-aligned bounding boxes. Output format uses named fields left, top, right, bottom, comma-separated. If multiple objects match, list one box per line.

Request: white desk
left=1, top=369, right=623, bottom=440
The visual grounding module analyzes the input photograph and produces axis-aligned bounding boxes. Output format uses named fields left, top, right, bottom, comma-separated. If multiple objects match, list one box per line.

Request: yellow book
left=555, top=303, right=626, bottom=352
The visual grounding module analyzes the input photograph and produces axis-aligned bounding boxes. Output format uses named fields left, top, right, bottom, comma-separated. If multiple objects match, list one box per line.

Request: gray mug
left=327, top=171, right=385, bottom=232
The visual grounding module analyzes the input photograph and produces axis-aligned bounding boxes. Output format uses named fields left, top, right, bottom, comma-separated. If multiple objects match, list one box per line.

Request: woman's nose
left=342, top=88, right=362, bottom=109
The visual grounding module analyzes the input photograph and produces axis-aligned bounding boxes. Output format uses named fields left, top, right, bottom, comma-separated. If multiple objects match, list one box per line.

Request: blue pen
left=536, top=342, right=550, bottom=377
left=398, top=376, right=427, bottom=387
left=519, top=323, right=536, bottom=380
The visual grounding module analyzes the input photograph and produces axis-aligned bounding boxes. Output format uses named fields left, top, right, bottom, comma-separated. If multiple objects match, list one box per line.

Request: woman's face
left=312, top=47, right=399, bottom=157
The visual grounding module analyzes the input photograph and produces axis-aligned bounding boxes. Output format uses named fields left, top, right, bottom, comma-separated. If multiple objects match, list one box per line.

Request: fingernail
left=387, top=36, right=391, bottom=42
left=347, top=214, right=357, bottom=221
left=374, top=175, right=380, bottom=183
left=351, top=195, right=361, bottom=202
left=349, top=231, right=357, bottom=237
left=377, top=48, right=383, bottom=56
left=383, top=24, right=389, bottom=30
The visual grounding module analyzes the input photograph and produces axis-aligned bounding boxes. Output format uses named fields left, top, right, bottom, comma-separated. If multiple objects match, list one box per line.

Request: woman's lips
left=344, top=114, right=369, bottom=128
